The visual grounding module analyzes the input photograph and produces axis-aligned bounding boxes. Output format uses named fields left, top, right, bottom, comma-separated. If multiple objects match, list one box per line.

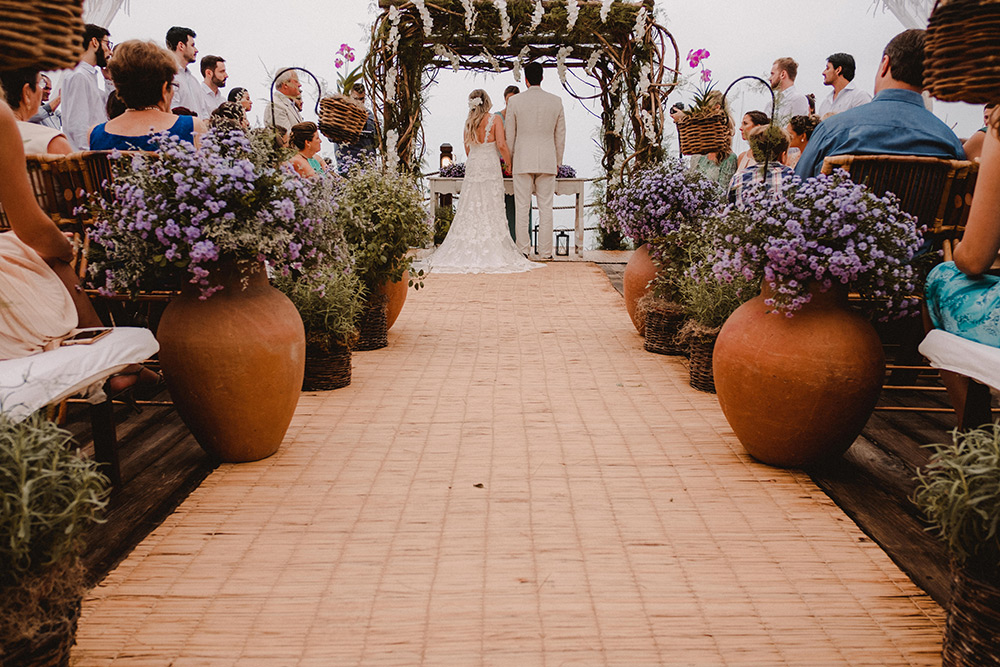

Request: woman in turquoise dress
left=925, top=109, right=1000, bottom=347
left=287, top=122, right=329, bottom=178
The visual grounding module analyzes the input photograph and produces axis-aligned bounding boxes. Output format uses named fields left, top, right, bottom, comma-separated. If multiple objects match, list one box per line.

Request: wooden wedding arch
left=363, top=0, right=679, bottom=179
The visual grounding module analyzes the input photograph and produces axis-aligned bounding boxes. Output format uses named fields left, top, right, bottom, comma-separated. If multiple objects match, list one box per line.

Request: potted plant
left=337, top=161, right=430, bottom=349
left=605, top=158, right=721, bottom=338
left=709, top=170, right=925, bottom=467
left=274, top=264, right=364, bottom=391
left=914, top=424, right=1000, bottom=666
left=87, top=129, right=342, bottom=462
left=674, top=49, right=732, bottom=156
left=318, top=44, right=369, bottom=144
left=0, top=413, right=109, bottom=665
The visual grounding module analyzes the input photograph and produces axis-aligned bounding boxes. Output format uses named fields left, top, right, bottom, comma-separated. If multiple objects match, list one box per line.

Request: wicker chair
left=821, top=154, right=983, bottom=422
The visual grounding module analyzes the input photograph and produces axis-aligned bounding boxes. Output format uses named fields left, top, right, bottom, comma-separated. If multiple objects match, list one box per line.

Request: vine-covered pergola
left=364, top=0, right=678, bottom=179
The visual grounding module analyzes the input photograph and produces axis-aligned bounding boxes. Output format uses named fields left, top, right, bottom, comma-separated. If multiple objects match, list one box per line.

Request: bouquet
left=334, top=43, right=363, bottom=94
left=706, top=170, right=925, bottom=318
left=87, top=129, right=344, bottom=299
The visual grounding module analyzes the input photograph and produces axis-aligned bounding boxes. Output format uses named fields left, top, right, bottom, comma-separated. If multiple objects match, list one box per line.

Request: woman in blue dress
left=89, top=40, right=207, bottom=152
left=925, top=108, right=1000, bottom=347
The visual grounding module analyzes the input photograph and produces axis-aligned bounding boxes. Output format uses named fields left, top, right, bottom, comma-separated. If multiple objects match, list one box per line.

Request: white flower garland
left=412, top=0, right=433, bottom=38
left=434, top=44, right=460, bottom=72
left=600, top=0, right=613, bottom=23
left=566, top=0, right=580, bottom=31
left=385, top=129, right=399, bottom=170
left=612, top=77, right=628, bottom=137
left=610, top=152, right=625, bottom=186
left=492, top=0, right=512, bottom=44
left=584, top=49, right=602, bottom=77
left=633, top=6, right=648, bottom=43
left=385, top=6, right=402, bottom=101
left=460, top=0, right=476, bottom=32
left=557, top=46, right=573, bottom=85
left=637, top=63, right=651, bottom=98
left=483, top=49, right=501, bottom=74
left=513, top=45, right=531, bottom=82
left=640, top=108, right=656, bottom=137
left=529, top=0, right=544, bottom=32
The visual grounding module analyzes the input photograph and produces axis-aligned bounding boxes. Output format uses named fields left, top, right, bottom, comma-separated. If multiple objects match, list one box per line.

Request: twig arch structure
left=364, top=0, right=678, bottom=178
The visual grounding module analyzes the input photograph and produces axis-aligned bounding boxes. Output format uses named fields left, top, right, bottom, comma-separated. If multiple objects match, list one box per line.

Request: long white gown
left=429, top=115, right=543, bottom=274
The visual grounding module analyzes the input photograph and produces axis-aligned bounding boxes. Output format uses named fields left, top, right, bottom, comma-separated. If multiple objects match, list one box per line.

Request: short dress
left=925, top=261, right=1000, bottom=347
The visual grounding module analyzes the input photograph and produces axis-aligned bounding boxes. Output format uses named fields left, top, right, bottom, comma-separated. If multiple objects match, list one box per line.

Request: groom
left=506, top=62, right=566, bottom=259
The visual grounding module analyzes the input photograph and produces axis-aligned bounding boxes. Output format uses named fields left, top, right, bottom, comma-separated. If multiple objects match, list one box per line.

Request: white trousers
left=513, top=173, right=555, bottom=256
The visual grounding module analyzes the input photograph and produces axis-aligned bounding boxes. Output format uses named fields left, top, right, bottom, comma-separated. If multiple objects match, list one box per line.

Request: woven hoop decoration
left=2, top=596, right=81, bottom=667
left=688, top=333, right=718, bottom=393
left=643, top=301, right=688, bottom=356
left=303, top=343, right=352, bottom=391
left=925, top=0, right=1000, bottom=104
left=676, top=112, right=731, bottom=156
left=318, top=95, right=369, bottom=144
left=356, top=295, right=388, bottom=351
left=942, top=560, right=1000, bottom=667
left=0, top=0, right=85, bottom=72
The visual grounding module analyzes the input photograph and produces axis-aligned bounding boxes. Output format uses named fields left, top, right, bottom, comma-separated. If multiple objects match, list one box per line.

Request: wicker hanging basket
left=675, top=112, right=731, bottom=156
left=318, top=94, right=369, bottom=144
left=640, top=296, right=688, bottom=356
left=925, top=0, right=1000, bottom=104
left=356, top=294, right=389, bottom=351
left=942, top=559, right=1000, bottom=666
left=303, top=341, right=352, bottom=391
left=0, top=0, right=85, bottom=72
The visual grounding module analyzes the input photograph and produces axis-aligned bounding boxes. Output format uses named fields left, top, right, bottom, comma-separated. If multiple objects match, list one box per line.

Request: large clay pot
left=623, top=244, right=657, bottom=335
left=157, top=260, right=305, bottom=462
left=713, top=283, right=884, bottom=468
left=379, top=273, right=408, bottom=330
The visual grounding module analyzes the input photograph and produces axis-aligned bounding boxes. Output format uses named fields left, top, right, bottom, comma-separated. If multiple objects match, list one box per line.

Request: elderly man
left=264, top=68, right=303, bottom=134
left=795, top=29, right=965, bottom=179
left=61, top=24, right=111, bottom=150
left=817, top=53, right=871, bottom=118
left=28, top=74, right=61, bottom=130
left=166, top=26, right=200, bottom=114
left=769, top=57, right=810, bottom=124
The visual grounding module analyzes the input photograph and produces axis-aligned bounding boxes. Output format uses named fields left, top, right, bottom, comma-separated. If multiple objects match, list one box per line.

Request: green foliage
left=0, top=413, right=108, bottom=587
left=337, top=162, right=430, bottom=291
left=915, top=424, right=1000, bottom=567
left=273, top=266, right=365, bottom=349
left=434, top=205, right=454, bottom=246
left=590, top=178, right=629, bottom=251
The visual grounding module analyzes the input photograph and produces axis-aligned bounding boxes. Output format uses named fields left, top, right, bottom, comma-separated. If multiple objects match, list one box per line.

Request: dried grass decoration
left=925, top=0, right=1000, bottom=104
left=319, top=94, right=369, bottom=144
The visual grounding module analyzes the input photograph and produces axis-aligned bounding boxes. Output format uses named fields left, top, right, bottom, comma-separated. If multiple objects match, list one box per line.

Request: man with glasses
left=62, top=23, right=111, bottom=150
left=264, top=68, right=303, bottom=135
left=28, top=74, right=62, bottom=130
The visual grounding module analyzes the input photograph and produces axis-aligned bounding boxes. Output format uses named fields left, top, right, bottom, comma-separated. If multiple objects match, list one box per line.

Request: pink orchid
left=701, top=69, right=712, bottom=82
left=335, top=58, right=343, bottom=68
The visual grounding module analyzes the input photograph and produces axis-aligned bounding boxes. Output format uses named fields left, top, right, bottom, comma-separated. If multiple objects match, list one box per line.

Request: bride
left=429, top=89, right=542, bottom=274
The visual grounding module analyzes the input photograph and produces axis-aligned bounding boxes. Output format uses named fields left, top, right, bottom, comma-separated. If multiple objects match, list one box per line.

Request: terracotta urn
left=379, top=272, right=408, bottom=330
left=157, top=260, right=305, bottom=462
left=713, top=283, right=884, bottom=468
left=623, top=243, right=657, bottom=336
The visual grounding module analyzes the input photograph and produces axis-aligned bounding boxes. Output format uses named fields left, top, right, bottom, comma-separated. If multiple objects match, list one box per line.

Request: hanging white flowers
left=412, top=0, right=433, bottom=38
left=460, top=0, right=476, bottom=32
left=600, top=0, right=613, bottom=23
left=584, top=49, right=602, bottom=77
left=640, top=108, right=656, bottom=137
left=633, top=6, right=648, bottom=43
left=556, top=46, right=573, bottom=85
left=529, top=0, right=544, bottom=32
left=513, top=45, right=531, bottom=83
left=637, top=63, right=651, bottom=98
left=434, top=44, right=461, bottom=73
left=610, top=152, right=626, bottom=186
left=386, top=129, right=399, bottom=171
left=483, top=49, right=501, bottom=74
left=492, top=0, right=512, bottom=44
left=385, top=6, right=402, bottom=101
left=566, top=0, right=580, bottom=31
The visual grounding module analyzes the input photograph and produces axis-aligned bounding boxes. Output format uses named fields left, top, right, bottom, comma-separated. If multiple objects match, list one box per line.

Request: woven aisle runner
left=73, top=263, right=944, bottom=665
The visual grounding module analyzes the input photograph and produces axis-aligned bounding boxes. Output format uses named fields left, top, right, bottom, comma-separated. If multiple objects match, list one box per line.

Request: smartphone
left=61, top=327, right=113, bottom=346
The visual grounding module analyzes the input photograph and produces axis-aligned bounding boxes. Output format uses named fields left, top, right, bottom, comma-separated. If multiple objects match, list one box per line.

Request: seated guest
left=286, top=122, right=328, bottom=177
left=785, top=115, right=819, bottom=168
left=335, top=83, right=376, bottom=174
left=795, top=29, right=966, bottom=179
left=1, top=69, right=72, bottom=154
left=89, top=40, right=207, bottom=151
left=728, top=125, right=795, bottom=208
left=926, top=108, right=1000, bottom=347
left=105, top=89, right=126, bottom=120
left=736, top=110, right=769, bottom=170
left=228, top=86, right=252, bottom=113
left=962, top=103, right=996, bottom=162
left=209, top=101, right=249, bottom=132
left=28, top=74, right=61, bottom=130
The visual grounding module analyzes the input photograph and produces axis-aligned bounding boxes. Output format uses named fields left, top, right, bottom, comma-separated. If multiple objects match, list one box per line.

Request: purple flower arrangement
left=87, top=129, right=346, bottom=299
left=705, top=170, right=925, bottom=318
left=556, top=164, right=577, bottom=179
left=440, top=162, right=577, bottom=179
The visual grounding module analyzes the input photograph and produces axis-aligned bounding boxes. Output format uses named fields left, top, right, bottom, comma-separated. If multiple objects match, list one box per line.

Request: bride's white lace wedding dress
left=429, top=115, right=543, bottom=274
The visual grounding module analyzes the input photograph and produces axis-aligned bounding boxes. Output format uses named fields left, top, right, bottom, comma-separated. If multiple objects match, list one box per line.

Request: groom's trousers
left=513, top=173, right=555, bottom=256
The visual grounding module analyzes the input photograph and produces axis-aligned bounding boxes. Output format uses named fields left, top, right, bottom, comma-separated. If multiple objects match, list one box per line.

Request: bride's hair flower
left=468, top=97, right=483, bottom=109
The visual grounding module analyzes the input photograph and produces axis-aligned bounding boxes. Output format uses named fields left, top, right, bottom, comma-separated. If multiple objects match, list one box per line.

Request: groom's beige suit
left=506, top=85, right=566, bottom=257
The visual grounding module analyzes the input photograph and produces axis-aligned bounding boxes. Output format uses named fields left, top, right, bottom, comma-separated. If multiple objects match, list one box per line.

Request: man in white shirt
left=199, top=55, right=228, bottom=118
left=817, top=52, right=872, bottom=118
left=769, top=57, right=810, bottom=124
left=61, top=24, right=111, bottom=150
left=166, top=26, right=201, bottom=115
left=264, top=69, right=303, bottom=134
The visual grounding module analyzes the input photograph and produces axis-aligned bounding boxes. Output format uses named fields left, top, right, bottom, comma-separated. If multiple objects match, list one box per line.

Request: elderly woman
left=286, top=122, right=329, bottom=177
left=0, top=68, right=72, bottom=154
left=89, top=40, right=207, bottom=151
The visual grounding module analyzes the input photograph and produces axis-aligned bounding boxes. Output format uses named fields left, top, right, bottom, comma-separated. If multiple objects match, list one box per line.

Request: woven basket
left=2, top=597, right=81, bottom=667
left=676, top=112, right=731, bottom=156
left=643, top=300, right=688, bottom=356
left=925, top=0, right=1000, bottom=104
left=303, top=342, right=351, bottom=391
left=318, top=94, right=368, bottom=144
left=942, top=560, right=1000, bottom=667
left=688, top=333, right=718, bottom=393
left=0, top=0, right=85, bottom=72
left=356, top=294, right=388, bottom=351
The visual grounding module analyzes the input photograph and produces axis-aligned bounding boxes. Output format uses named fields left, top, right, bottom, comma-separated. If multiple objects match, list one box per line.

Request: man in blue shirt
left=795, top=29, right=965, bottom=179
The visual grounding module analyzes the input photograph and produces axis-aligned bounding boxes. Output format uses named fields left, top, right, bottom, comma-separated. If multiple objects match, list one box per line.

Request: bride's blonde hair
left=463, top=89, right=492, bottom=146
